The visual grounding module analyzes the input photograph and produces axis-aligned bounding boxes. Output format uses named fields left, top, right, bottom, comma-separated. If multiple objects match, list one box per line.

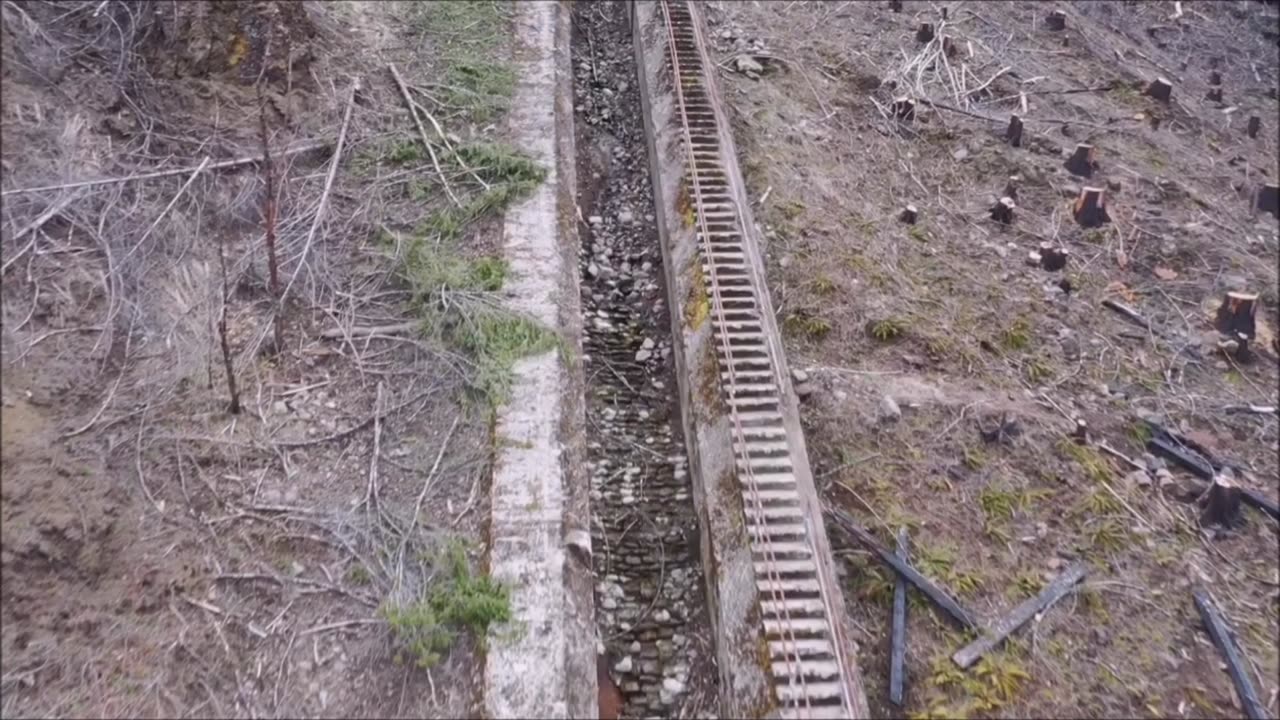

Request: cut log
left=889, top=0, right=902, bottom=11
left=917, top=22, right=935, bottom=43
left=1073, top=186, right=1110, bottom=227
left=889, top=528, right=909, bottom=707
left=1044, top=9, right=1067, bottom=31
left=1039, top=243, right=1069, bottom=271
left=1006, top=115, right=1024, bottom=146
left=990, top=196, right=1016, bottom=224
left=1101, top=298, right=1151, bottom=331
left=892, top=96, right=917, bottom=121
left=899, top=204, right=919, bottom=224
left=1064, top=143, right=1095, bottom=177
left=1199, top=473, right=1243, bottom=528
left=1208, top=71, right=1222, bottom=86
left=826, top=508, right=979, bottom=629
left=1256, top=183, right=1279, bottom=217
left=1247, top=115, right=1261, bottom=139
left=1193, top=589, right=1268, bottom=720
left=952, top=563, right=1087, bottom=669
left=1215, top=291, right=1258, bottom=341
left=1145, top=77, right=1173, bottom=102
left=1206, top=87, right=1224, bottom=104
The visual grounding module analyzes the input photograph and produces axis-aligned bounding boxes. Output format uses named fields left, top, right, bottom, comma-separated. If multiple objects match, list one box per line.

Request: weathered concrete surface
left=483, top=2, right=595, bottom=718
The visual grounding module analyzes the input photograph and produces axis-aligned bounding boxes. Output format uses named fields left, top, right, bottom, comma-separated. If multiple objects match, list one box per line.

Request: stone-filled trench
left=572, top=3, right=720, bottom=718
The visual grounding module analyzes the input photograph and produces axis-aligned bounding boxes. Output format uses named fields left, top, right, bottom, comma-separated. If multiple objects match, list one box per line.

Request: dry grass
left=0, top=2, right=534, bottom=717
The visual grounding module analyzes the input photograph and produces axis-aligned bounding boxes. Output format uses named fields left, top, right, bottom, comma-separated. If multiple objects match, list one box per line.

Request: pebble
left=272, top=400, right=289, bottom=415
left=952, top=147, right=969, bottom=161
left=791, top=368, right=809, bottom=383
left=619, top=210, right=635, bottom=225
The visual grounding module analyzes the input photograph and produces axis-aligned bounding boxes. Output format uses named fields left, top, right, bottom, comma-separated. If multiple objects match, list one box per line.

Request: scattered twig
left=280, top=77, right=359, bottom=305
left=2, top=191, right=82, bottom=275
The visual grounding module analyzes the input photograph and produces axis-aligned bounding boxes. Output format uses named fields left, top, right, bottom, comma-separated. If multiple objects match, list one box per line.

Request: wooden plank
left=952, top=563, right=1086, bottom=669
left=1193, top=589, right=1268, bottom=720
left=889, top=527, right=909, bottom=707
left=826, top=508, right=978, bottom=629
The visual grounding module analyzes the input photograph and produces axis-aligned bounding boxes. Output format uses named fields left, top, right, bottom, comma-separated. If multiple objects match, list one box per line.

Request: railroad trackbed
left=576, top=1, right=870, bottom=717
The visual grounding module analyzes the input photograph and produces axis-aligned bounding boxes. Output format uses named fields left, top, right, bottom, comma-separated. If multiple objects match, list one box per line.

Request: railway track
left=654, top=1, right=863, bottom=717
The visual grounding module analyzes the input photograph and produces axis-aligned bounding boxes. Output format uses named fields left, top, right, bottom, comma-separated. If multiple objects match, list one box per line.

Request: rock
left=642, top=337, right=655, bottom=350
left=615, top=656, right=633, bottom=673
left=952, top=147, right=970, bottom=161
left=272, top=400, right=289, bottom=415
left=791, top=368, right=809, bottom=383
left=661, top=676, right=685, bottom=696
left=589, top=215, right=604, bottom=225
left=1123, top=469, right=1152, bottom=488
left=878, top=395, right=902, bottom=423
left=795, top=382, right=814, bottom=399
left=735, top=55, right=764, bottom=77
left=635, top=349, right=652, bottom=362
left=618, top=210, right=635, bottom=225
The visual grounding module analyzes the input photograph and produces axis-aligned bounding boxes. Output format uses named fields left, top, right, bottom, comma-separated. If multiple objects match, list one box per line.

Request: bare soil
left=1, top=2, right=529, bottom=717
left=707, top=1, right=1280, bottom=718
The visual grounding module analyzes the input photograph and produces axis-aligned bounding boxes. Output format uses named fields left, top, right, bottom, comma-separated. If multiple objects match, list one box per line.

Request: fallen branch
left=280, top=78, right=359, bottom=305
left=826, top=508, right=978, bottom=629
left=1145, top=421, right=1280, bottom=519
left=389, top=63, right=461, bottom=208
left=1, top=140, right=330, bottom=196
left=952, top=563, right=1086, bottom=669
left=1193, top=589, right=1267, bottom=719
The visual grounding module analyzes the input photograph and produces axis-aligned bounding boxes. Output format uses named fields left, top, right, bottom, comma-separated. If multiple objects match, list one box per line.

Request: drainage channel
left=573, top=3, right=720, bottom=718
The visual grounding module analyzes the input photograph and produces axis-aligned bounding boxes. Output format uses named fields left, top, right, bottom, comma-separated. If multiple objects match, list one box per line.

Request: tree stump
left=1064, top=143, right=1095, bottom=177
left=1039, top=243, right=1069, bottom=271
left=1073, top=187, right=1110, bottom=227
left=1215, top=291, right=1258, bottom=341
left=1256, top=183, right=1279, bottom=217
left=1044, top=9, right=1067, bottom=31
left=990, top=197, right=1015, bottom=224
left=899, top=204, right=919, bottom=224
left=942, top=36, right=957, bottom=57
left=1206, top=87, right=1224, bottom=104
left=1199, top=474, right=1243, bottom=528
left=1208, top=71, right=1222, bottom=86
left=892, top=97, right=917, bottom=121
left=1006, top=115, right=1024, bottom=146
left=1247, top=115, right=1261, bottom=139
left=1145, top=77, right=1173, bottom=102
left=1072, top=418, right=1089, bottom=445
left=917, top=22, right=935, bottom=42
left=1003, top=175, right=1021, bottom=200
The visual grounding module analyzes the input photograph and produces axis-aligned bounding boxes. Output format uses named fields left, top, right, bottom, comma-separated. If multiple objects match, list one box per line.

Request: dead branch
left=319, top=321, right=417, bottom=339
left=389, top=63, right=462, bottom=208
left=279, top=77, right=360, bottom=305
left=258, top=90, right=284, bottom=352
left=1193, top=589, right=1267, bottom=719
left=0, top=140, right=330, bottom=196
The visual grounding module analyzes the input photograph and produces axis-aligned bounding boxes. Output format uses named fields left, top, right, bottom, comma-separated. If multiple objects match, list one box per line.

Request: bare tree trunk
left=257, top=89, right=284, bottom=353
left=217, top=234, right=241, bottom=415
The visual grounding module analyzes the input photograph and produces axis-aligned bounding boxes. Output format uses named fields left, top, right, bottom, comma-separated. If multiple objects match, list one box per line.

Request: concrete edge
left=483, top=2, right=596, bottom=718
left=632, top=2, right=774, bottom=717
